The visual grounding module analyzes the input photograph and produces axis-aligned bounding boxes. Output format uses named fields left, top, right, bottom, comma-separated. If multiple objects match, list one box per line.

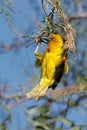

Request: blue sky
left=0, top=0, right=87, bottom=129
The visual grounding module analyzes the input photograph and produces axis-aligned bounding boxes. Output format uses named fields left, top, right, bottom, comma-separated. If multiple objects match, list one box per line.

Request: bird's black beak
left=42, top=37, right=50, bottom=44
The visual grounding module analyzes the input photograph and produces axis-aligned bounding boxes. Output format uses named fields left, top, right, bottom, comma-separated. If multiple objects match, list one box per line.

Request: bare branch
left=0, top=39, right=34, bottom=54
left=70, top=12, right=87, bottom=20
left=5, top=84, right=85, bottom=109
left=49, top=85, right=85, bottom=100
left=75, top=0, right=83, bottom=13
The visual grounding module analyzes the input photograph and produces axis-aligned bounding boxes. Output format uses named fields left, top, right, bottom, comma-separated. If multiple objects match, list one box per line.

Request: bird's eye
left=50, top=37, right=56, bottom=41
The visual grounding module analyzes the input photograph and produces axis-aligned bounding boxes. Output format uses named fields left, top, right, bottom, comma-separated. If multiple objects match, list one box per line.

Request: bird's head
left=49, top=34, right=63, bottom=48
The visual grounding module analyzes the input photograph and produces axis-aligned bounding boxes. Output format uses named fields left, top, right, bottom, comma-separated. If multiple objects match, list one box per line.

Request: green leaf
left=1, top=6, right=5, bottom=11
left=54, top=128, right=62, bottom=130
left=75, top=106, right=85, bottom=115
left=70, top=126, right=80, bottom=130
left=37, top=106, right=49, bottom=114
left=28, top=107, right=39, bottom=115
left=5, top=11, right=10, bottom=16
left=83, top=102, right=87, bottom=107
left=0, top=124, right=6, bottom=130
left=57, top=117, right=72, bottom=127
left=33, top=121, right=50, bottom=130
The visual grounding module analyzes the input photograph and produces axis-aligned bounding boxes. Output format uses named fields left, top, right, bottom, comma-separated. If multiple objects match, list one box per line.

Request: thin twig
left=4, top=85, right=85, bottom=109
left=70, top=12, right=87, bottom=20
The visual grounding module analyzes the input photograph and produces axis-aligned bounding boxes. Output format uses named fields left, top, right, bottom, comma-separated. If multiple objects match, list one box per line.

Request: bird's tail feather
left=26, top=78, right=50, bottom=99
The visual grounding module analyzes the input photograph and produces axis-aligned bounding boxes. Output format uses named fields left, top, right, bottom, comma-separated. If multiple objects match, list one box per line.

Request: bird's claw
left=34, top=51, right=39, bottom=56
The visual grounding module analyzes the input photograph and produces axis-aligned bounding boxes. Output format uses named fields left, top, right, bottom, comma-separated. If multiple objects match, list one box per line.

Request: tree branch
left=48, top=85, right=85, bottom=100
left=4, top=84, right=85, bottom=109
left=70, top=12, right=87, bottom=20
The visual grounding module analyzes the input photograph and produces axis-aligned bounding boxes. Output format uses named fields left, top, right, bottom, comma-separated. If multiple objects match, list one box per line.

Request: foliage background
left=0, top=0, right=87, bottom=130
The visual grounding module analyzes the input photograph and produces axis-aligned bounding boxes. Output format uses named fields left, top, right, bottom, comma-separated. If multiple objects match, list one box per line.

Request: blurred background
left=0, top=0, right=87, bottom=130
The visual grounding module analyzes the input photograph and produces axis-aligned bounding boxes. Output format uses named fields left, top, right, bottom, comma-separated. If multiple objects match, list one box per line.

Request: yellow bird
left=26, top=34, right=68, bottom=99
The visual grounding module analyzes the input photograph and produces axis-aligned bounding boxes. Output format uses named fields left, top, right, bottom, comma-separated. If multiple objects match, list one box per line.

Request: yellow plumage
left=26, top=34, right=68, bottom=99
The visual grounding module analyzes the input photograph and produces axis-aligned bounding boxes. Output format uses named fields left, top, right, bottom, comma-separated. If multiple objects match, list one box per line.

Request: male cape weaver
left=26, top=34, right=68, bottom=99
